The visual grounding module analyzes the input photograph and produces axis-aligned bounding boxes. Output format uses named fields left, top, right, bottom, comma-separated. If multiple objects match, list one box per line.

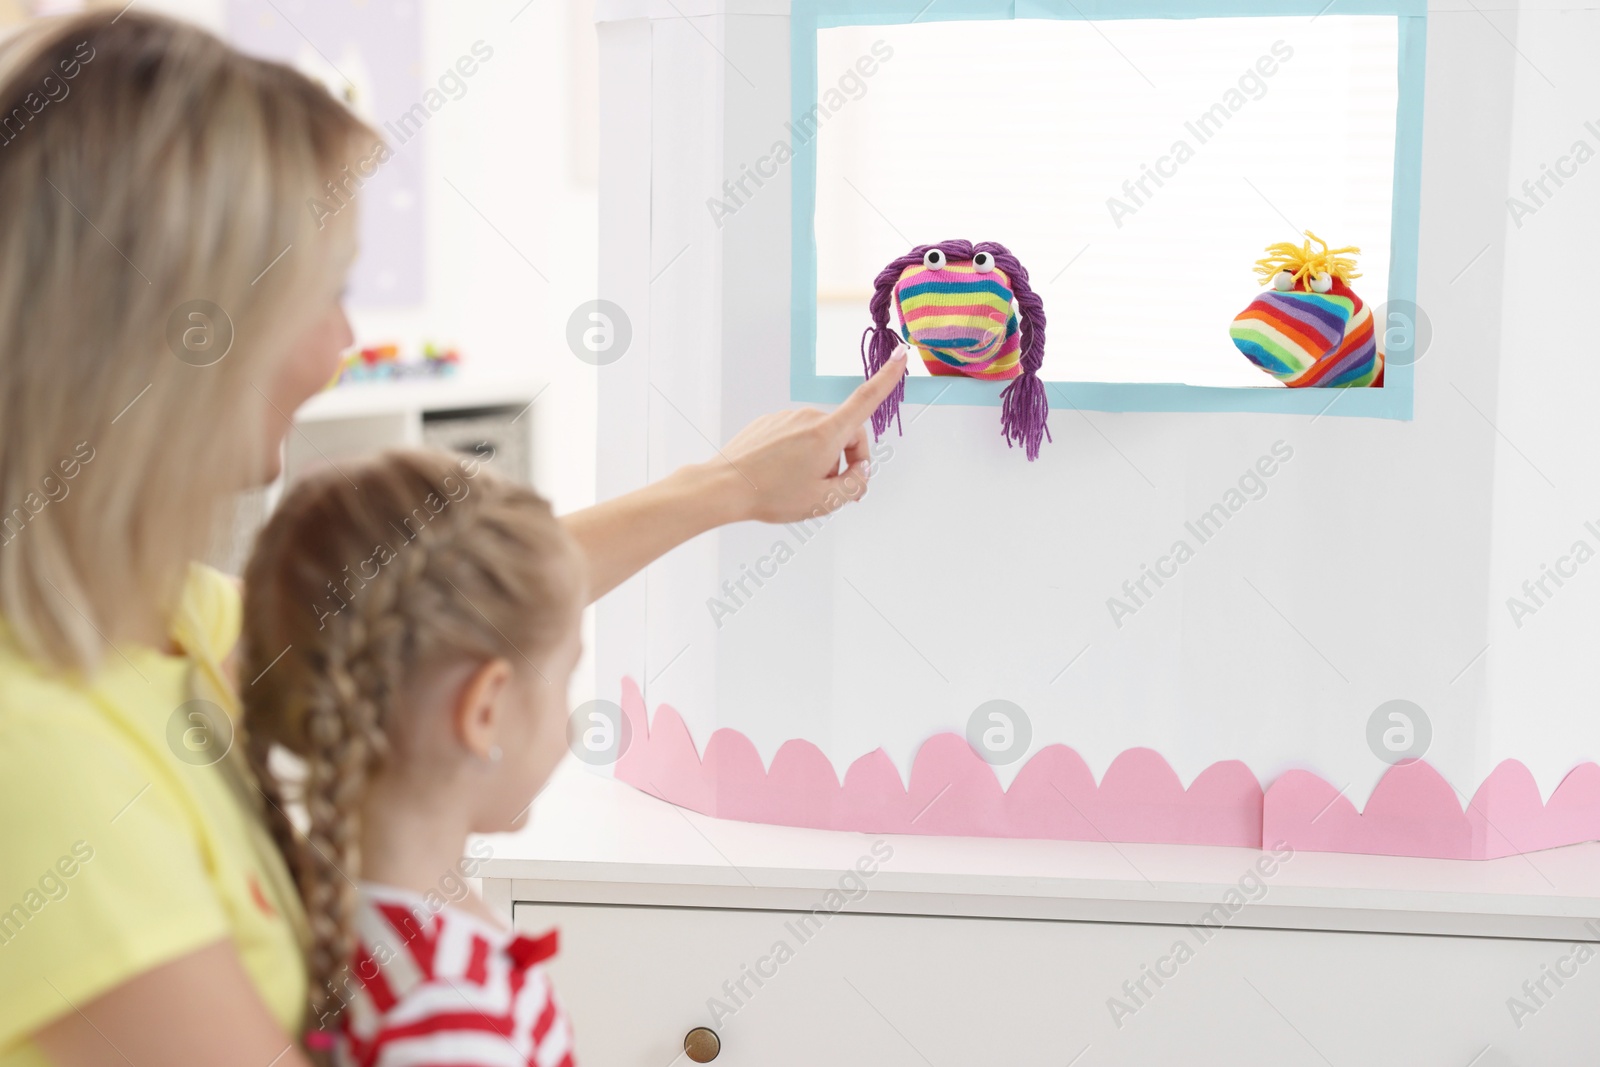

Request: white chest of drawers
left=480, top=765, right=1600, bottom=1066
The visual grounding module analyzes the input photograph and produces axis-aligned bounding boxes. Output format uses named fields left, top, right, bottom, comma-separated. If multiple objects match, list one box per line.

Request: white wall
left=398, top=0, right=603, bottom=705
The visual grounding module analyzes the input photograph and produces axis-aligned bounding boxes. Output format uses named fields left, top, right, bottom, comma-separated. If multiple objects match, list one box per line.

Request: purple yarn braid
left=979, top=241, right=1051, bottom=461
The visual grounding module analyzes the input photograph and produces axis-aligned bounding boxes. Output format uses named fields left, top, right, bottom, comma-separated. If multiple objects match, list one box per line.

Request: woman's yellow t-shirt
left=0, top=564, right=306, bottom=1062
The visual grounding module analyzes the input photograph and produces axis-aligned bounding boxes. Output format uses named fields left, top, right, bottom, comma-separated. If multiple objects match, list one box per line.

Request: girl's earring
left=488, top=744, right=503, bottom=764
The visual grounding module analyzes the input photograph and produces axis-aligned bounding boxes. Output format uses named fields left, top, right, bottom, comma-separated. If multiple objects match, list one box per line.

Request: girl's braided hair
left=240, top=448, right=584, bottom=1029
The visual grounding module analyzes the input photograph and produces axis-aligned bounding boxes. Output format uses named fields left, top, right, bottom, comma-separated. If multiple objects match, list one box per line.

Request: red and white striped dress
left=333, top=884, right=575, bottom=1067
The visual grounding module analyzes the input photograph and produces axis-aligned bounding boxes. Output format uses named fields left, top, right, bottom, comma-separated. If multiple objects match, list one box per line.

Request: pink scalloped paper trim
left=1263, top=759, right=1600, bottom=859
left=613, top=678, right=1262, bottom=847
left=613, top=678, right=1600, bottom=858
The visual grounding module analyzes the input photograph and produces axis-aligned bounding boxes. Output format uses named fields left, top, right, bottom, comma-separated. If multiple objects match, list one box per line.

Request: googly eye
left=1310, top=271, right=1333, bottom=293
left=1272, top=270, right=1295, bottom=292
left=922, top=247, right=946, bottom=270
left=973, top=251, right=995, bottom=273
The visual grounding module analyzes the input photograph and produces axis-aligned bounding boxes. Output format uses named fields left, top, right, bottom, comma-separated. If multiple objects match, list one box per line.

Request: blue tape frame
left=790, top=0, right=1426, bottom=418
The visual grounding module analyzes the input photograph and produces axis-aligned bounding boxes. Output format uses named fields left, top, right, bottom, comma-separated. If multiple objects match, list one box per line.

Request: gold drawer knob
left=683, top=1026, right=721, bottom=1063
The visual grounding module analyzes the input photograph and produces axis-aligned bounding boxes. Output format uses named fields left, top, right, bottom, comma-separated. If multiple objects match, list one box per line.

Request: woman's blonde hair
left=241, top=448, right=585, bottom=1028
left=0, top=10, right=375, bottom=671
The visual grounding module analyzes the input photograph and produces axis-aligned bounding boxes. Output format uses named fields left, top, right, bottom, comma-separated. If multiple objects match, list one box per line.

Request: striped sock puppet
left=861, top=240, right=1051, bottom=460
left=1229, top=231, right=1385, bottom=388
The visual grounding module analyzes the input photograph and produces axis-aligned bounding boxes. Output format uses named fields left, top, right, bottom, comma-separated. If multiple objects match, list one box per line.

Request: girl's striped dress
left=334, top=884, right=575, bottom=1067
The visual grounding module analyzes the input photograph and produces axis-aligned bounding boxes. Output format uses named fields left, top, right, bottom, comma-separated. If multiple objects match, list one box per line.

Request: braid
left=298, top=532, right=426, bottom=1024
left=980, top=241, right=1051, bottom=460
left=861, top=246, right=930, bottom=440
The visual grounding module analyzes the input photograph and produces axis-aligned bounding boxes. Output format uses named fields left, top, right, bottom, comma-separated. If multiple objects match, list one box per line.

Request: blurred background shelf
left=294, top=372, right=543, bottom=426
left=215, top=372, right=546, bottom=575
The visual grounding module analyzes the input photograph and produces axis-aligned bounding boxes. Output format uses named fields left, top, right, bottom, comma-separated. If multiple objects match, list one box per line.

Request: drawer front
left=516, top=901, right=1598, bottom=1066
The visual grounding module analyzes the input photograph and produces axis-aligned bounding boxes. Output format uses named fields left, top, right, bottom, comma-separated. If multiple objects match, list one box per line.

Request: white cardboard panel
left=1482, top=7, right=1600, bottom=794
left=597, top=7, right=1600, bottom=810
left=595, top=17, right=654, bottom=698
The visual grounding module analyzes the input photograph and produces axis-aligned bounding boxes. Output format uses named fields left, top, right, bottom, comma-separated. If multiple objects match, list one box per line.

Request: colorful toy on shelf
left=861, top=240, right=1050, bottom=461
left=420, top=342, right=460, bottom=368
left=1229, top=231, right=1384, bottom=388
left=327, top=341, right=462, bottom=388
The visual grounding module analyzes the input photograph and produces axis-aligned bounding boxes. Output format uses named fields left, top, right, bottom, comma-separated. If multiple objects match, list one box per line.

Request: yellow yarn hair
left=1252, top=230, right=1362, bottom=289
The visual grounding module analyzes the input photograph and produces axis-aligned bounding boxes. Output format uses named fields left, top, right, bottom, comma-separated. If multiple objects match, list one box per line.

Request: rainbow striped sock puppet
left=860, top=240, right=1051, bottom=461
left=1229, top=231, right=1385, bottom=388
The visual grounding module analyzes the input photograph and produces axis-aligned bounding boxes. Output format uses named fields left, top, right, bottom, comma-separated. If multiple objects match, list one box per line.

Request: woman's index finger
left=826, top=348, right=907, bottom=438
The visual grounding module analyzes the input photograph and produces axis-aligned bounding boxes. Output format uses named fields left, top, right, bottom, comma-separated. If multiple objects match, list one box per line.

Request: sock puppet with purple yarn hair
left=860, top=239, right=1051, bottom=461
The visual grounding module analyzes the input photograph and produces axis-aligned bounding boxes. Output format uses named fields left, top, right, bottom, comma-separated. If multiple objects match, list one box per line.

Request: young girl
left=241, top=448, right=586, bottom=1067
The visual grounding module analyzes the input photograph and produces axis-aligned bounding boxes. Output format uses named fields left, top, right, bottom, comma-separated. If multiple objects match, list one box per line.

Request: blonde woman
left=0, top=11, right=906, bottom=1067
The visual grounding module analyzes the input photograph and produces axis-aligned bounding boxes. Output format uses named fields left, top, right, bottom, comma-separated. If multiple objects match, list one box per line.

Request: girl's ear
left=451, top=658, right=515, bottom=760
